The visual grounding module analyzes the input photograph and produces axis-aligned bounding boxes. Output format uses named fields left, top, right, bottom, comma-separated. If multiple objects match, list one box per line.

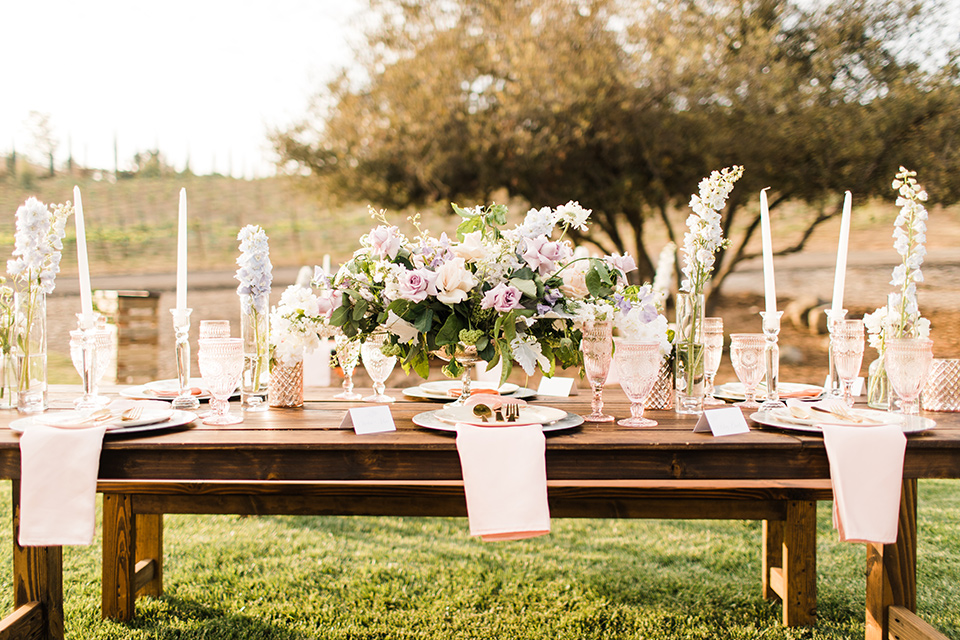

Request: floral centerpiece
left=675, top=166, right=743, bottom=413
left=329, top=202, right=635, bottom=388
left=6, top=197, right=71, bottom=412
left=270, top=282, right=340, bottom=368
left=863, top=167, right=932, bottom=407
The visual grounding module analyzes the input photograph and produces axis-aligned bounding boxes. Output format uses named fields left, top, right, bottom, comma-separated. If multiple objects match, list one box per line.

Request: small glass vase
left=867, top=356, right=889, bottom=410
left=240, top=294, right=270, bottom=412
left=674, top=292, right=705, bottom=415
left=0, top=351, right=16, bottom=410
left=14, top=289, right=46, bottom=414
left=269, top=360, right=304, bottom=408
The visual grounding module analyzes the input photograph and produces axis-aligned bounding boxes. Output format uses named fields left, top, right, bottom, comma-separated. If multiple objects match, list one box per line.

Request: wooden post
left=761, top=519, right=784, bottom=600
left=10, top=480, right=64, bottom=640
left=781, top=499, right=817, bottom=626
left=102, top=494, right=136, bottom=621
left=135, top=514, right=163, bottom=598
left=865, top=478, right=917, bottom=640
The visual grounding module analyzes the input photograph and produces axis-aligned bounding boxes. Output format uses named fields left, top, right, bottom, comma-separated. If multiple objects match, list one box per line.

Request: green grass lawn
left=0, top=481, right=957, bottom=639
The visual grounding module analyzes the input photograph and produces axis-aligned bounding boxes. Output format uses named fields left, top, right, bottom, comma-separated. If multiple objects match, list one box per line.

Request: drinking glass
left=831, top=319, right=865, bottom=407
left=360, top=333, right=397, bottom=403
left=197, top=337, right=244, bottom=425
left=703, top=317, right=724, bottom=407
left=885, top=337, right=934, bottom=415
left=334, top=332, right=363, bottom=400
left=729, top=334, right=765, bottom=409
left=580, top=320, right=614, bottom=422
left=68, top=320, right=113, bottom=408
left=199, top=320, right=231, bottom=339
left=613, top=340, right=663, bottom=427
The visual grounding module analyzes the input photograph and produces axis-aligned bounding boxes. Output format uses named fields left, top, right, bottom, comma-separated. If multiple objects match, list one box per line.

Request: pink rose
left=481, top=282, right=524, bottom=313
left=396, top=268, right=437, bottom=302
left=368, top=225, right=402, bottom=260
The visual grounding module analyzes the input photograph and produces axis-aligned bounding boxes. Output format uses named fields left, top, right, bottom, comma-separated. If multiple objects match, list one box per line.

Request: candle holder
left=171, top=309, right=200, bottom=411
left=71, top=314, right=109, bottom=411
left=759, top=310, right=785, bottom=411
left=825, top=308, right=848, bottom=398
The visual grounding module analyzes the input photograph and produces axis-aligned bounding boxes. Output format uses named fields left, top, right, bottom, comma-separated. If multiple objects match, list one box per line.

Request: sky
left=0, top=0, right=365, bottom=179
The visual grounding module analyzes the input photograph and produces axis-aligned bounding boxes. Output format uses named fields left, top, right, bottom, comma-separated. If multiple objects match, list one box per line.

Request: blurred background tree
left=275, top=0, right=960, bottom=296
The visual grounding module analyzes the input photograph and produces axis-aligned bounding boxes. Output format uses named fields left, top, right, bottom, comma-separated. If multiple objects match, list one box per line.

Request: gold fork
left=504, top=403, right=521, bottom=422
left=121, top=406, right=144, bottom=422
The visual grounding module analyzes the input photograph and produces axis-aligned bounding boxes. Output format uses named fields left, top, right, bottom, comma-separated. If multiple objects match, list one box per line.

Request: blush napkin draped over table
left=822, top=424, right=907, bottom=544
left=455, top=423, right=550, bottom=541
left=18, top=423, right=107, bottom=546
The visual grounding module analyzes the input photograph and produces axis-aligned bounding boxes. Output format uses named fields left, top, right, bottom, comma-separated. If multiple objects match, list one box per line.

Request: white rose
left=560, top=265, right=591, bottom=299
left=452, top=231, right=488, bottom=263
left=434, top=257, right=478, bottom=304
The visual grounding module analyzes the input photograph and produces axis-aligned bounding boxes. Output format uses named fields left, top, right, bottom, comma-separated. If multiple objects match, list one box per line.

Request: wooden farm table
left=0, top=387, right=957, bottom=640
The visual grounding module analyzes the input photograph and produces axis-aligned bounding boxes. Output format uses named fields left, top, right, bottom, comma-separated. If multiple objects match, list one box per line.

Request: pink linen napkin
left=821, top=424, right=907, bottom=544
left=18, top=422, right=107, bottom=546
left=455, top=422, right=550, bottom=541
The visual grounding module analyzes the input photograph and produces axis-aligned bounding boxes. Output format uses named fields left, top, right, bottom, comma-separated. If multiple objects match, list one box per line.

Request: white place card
left=537, top=377, right=578, bottom=397
left=693, top=407, right=751, bottom=437
left=340, top=406, right=396, bottom=434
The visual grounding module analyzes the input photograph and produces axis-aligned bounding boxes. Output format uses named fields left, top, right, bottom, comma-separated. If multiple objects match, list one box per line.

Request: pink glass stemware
left=580, top=320, right=615, bottom=422
left=885, top=337, right=934, bottom=415
left=703, top=317, right=725, bottom=407
left=831, top=319, right=865, bottom=407
left=614, top=340, right=663, bottom=427
left=197, top=337, right=244, bottom=425
left=729, top=334, right=765, bottom=409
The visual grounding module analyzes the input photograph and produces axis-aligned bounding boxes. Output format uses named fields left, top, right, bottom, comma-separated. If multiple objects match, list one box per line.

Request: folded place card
left=340, top=405, right=396, bottom=434
left=693, top=407, right=750, bottom=437
left=537, top=377, right=577, bottom=397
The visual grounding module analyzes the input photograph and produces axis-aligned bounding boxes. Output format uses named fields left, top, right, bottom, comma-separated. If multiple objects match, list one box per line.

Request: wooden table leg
left=865, top=478, right=917, bottom=640
left=102, top=494, right=136, bottom=621
left=761, top=519, right=784, bottom=600
left=0, top=480, right=64, bottom=640
left=781, top=499, right=817, bottom=626
left=135, top=514, right=162, bottom=598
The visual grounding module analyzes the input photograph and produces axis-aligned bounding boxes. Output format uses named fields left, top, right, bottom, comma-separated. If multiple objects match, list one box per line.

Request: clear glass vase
left=269, top=360, right=304, bottom=408
left=674, top=292, right=705, bottom=414
left=867, top=356, right=889, bottom=410
left=0, top=351, right=16, bottom=410
left=14, top=289, right=46, bottom=413
left=240, top=294, right=270, bottom=412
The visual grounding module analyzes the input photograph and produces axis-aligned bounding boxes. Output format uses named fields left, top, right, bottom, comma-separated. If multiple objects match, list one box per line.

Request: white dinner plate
left=750, top=408, right=935, bottom=434
left=10, top=410, right=198, bottom=436
left=714, top=382, right=824, bottom=402
left=413, top=410, right=583, bottom=433
left=434, top=404, right=568, bottom=427
left=402, top=384, right=535, bottom=401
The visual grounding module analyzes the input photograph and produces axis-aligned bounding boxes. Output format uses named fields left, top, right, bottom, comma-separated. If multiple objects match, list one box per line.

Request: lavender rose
left=481, top=282, right=525, bottom=313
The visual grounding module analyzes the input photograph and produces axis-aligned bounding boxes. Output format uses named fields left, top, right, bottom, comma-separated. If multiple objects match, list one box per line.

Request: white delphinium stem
left=888, top=166, right=929, bottom=339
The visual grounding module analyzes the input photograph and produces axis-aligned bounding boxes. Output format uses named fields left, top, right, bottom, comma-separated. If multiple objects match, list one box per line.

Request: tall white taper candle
left=176, top=188, right=187, bottom=319
left=831, top=191, right=852, bottom=316
left=759, top=188, right=777, bottom=317
left=74, top=186, right=94, bottom=329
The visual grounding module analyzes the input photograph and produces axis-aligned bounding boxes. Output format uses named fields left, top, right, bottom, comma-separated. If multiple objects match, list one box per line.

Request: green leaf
left=435, top=313, right=464, bottom=345
left=411, top=307, right=434, bottom=334
left=352, top=299, right=369, bottom=322
left=509, top=277, right=538, bottom=298
left=407, top=346, right=431, bottom=379
left=330, top=305, right=350, bottom=327
left=487, top=203, right=508, bottom=226
left=585, top=268, right=614, bottom=298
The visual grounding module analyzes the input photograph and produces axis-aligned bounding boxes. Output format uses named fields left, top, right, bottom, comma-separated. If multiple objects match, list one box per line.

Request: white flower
left=8, top=197, right=71, bottom=295
left=235, top=225, right=272, bottom=313
left=679, top=166, right=742, bottom=296
left=651, top=242, right=676, bottom=302
left=434, top=257, right=478, bottom=304
left=452, top=230, right=489, bottom=262
left=516, top=206, right=556, bottom=238
left=559, top=262, right=591, bottom=299
left=554, top=201, right=591, bottom=231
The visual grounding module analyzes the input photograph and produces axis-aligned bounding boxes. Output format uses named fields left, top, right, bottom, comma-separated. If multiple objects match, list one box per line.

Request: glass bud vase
left=674, top=292, right=705, bottom=415
left=867, top=356, right=889, bottom=410
left=14, top=289, right=47, bottom=414
left=0, top=351, right=16, bottom=410
left=269, top=360, right=304, bottom=408
left=240, top=293, right=270, bottom=412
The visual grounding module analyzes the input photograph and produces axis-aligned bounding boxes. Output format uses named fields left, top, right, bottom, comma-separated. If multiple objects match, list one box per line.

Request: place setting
left=411, top=394, right=583, bottom=433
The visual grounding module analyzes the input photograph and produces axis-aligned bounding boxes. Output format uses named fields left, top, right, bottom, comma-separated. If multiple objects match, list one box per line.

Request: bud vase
left=240, top=293, right=270, bottom=411
left=0, top=351, right=16, bottom=410
left=14, top=289, right=46, bottom=413
left=269, top=360, right=304, bottom=408
left=867, top=357, right=889, bottom=410
left=674, top=292, right=705, bottom=414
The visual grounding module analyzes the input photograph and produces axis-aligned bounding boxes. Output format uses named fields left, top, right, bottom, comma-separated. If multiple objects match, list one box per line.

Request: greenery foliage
left=276, top=0, right=960, bottom=296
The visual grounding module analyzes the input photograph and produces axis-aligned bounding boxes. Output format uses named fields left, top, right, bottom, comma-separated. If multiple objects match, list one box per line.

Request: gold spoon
left=472, top=404, right=492, bottom=423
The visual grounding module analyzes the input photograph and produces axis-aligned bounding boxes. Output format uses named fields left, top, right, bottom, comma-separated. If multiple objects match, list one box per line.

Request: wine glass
left=885, top=337, right=934, bottom=415
left=580, top=320, right=614, bottom=422
left=613, top=340, right=663, bottom=427
left=199, top=320, right=231, bottom=339
left=703, top=317, right=724, bottom=407
left=831, top=319, right=865, bottom=407
left=197, top=337, right=244, bottom=425
left=729, top=334, right=765, bottom=409
left=360, top=333, right=397, bottom=403
left=69, top=317, right=113, bottom=409
left=334, top=332, right=363, bottom=400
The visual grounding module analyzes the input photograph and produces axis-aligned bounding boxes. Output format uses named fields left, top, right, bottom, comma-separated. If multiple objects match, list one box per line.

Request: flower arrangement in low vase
left=863, top=166, right=932, bottom=408
left=329, top=202, right=635, bottom=394
left=675, top=165, right=743, bottom=414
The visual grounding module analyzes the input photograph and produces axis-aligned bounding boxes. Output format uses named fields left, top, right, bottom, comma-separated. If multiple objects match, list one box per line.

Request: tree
left=276, top=0, right=960, bottom=298
left=26, top=111, right=58, bottom=178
